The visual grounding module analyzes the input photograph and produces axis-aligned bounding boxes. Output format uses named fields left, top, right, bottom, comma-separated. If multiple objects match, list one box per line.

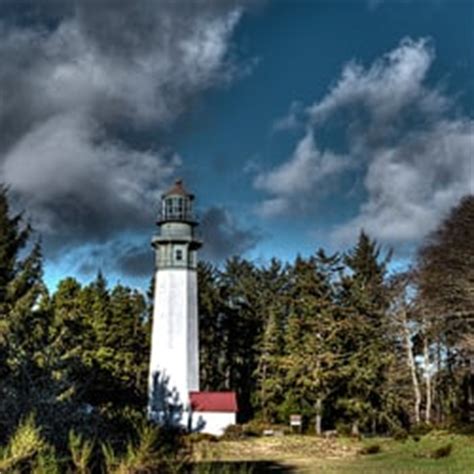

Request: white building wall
left=191, top=411, right=236, bottom=436
left=148, top=267, right=199, bottom=418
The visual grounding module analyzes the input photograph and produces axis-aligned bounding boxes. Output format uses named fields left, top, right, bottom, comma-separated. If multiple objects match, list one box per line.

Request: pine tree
left=282, top=254, right=341, bottom=433
left=0, top=186, right=56, bottom=435
left=219, top=257, right=264, bottom=420
left=254, top=259, right=289, bottom=422
left=198, top=262, right=226, bottom=391
left=337, top=231, right=395, bottom=434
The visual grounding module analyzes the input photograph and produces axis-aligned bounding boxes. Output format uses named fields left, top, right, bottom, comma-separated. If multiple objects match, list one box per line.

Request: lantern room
left=159, top=179, right=195, bottom=223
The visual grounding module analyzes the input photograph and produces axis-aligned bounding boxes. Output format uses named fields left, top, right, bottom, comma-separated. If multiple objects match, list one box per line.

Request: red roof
left=163, top=179, right=193, bottom=198
left=189, top=391, right=238, bottom=413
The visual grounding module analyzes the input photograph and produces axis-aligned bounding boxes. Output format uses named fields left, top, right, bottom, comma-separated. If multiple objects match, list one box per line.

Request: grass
left=192, top=431, right=474, bottom=473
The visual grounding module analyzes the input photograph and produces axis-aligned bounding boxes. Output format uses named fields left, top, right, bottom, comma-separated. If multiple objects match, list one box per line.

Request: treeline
left=0, top=185, right=472, bottom=468
left=198, top=196, right=473, bottom=434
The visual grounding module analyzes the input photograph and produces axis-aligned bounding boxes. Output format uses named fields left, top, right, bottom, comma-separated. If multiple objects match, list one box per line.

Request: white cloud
left=309, top=38, right=448, bottom=132
left=333, top=119, right=474, bottom=243
left=254, top=130, right=348, bottom=217
left=256, top=37, right=474, bottom=247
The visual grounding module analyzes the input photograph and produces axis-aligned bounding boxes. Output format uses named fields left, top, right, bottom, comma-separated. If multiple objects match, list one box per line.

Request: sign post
left=290, top=414, right=302, bottom=433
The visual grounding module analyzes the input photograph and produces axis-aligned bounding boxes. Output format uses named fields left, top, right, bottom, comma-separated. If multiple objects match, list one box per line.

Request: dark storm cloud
left=0, top=0, right=261, bottom=260
left=200, top=206, right=261, bottom=262
left=115, top=245, right=154, bottom=279
left=70, top=204, right=260, bottom=279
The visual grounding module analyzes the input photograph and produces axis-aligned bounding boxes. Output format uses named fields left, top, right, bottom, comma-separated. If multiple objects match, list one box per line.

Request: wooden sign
left=290, top=414, right=302, bottom=426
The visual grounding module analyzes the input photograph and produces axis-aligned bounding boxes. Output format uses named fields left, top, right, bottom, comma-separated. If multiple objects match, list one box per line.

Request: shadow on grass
left=193, top=460, right=296, bottom=473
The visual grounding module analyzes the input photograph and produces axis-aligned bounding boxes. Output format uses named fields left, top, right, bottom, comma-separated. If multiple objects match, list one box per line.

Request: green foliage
left=221, top=425, right=245, bottom=441
left=358, top=443, right=381, bottom=455
left=0, top=414, right=57, bottom=473
left=102, top=422, right=190, bottom=474
left=429, top=443, right=452, bottom=459
left=68, top=430, right=94, bottom=473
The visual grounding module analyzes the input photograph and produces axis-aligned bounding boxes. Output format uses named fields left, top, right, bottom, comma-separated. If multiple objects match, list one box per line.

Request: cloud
left=64, top=205, right=261, bottom=279
left=2, top=113, right=179, bottom=246
left=200, top=206, right=261, bottom=261
left=254, top=129, right=349, bottom=217
left=115, top=244, right=154, bottom=279
left=256, top=37, right=473, bottom=246
left=272, top=100, right=304, bottom=132
left=308, top=38, right=449, bottom=145
left=333, top=118, right=473, bottom=244
left=0, top=0, right=256, bottom=257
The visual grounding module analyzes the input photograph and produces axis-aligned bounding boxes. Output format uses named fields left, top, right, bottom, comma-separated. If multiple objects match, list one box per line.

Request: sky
left=0, top=0, right=472, bottom=291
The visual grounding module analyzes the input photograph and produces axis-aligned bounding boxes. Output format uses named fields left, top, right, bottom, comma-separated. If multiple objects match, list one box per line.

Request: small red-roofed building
left=189, top=391, right=238, bottom=435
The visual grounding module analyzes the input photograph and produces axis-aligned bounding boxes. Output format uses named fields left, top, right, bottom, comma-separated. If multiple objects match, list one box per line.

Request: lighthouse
left=148, top=180, right=237, bottom=434
left=148, top=180, right=201, bottom=423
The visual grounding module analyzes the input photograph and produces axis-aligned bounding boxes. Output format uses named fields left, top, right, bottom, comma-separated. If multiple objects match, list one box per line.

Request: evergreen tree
left=219, top=257, right=263, bottom=420
left=198, top=262, right=226, bottom=391
left=282, top=254, right=341, bottom=433
left=254, top=259, right=289, bottom=422
left=337, top=231, right=395, bottom=434
left=417, top=195, right=474, bottom=423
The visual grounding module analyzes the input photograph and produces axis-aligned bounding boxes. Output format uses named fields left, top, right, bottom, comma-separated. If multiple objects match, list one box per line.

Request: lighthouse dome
left=160, top=179, right=195, bottom=223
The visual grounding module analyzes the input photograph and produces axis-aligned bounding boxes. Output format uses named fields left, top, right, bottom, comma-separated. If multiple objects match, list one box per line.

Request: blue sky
left=0, top=0, right=472, bottom=291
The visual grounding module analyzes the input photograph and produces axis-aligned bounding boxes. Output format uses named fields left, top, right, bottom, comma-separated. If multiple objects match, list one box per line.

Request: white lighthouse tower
left=148, top=180, right=238, bottom=434
left=148, top=180, right=202, bottom=423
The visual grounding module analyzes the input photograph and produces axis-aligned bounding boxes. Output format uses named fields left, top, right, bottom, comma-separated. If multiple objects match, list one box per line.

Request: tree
left=337, top=231, right=395, bottom=434
left=254, top=259, right=289, bottom=422
left=417, top=195, right=474, bottom=423
left=218, top=257, right=263, bottom=420
left=198, top=262, right=226, bottom=391
left=282, top=253, right=341, bottom=434
left=0, top=186, right=48, bottom=437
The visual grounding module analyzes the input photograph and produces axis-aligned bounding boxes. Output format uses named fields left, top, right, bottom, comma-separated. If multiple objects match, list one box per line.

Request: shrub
left=430, top=443, right=453, bottom=459
left=335, top=421, right=352, bottom=437
left=187, top=432, right=219, bottom=444
left=359, top=444, right=381, bottom=455
left=0, top=414, right=48, bottom=472
left=410, top=422, right=433, bottom=436
left=68, top=430, right=94, bottom=473
left=392, top=428, right=408, bottom=441
left=102, top=422, right=191, bottom=473
left=221, top=425, right=245, bottom=441
left=243, top=420, right=267, bottom=436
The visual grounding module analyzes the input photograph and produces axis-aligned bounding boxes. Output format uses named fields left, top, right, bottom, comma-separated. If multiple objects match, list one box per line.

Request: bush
left=410, top=422, right=433, bottom=436
left=392, top=428, right=408, bottom=441
left=335, top=421, right=352, bottom=437
left=221, top=425, right=245, bottom=441
left=102, top=422, right=191, bottom=473
left=68, top=430, right=94, bottom=473
left=359, top=444, right=381, bottom=455
left=430, top=443, right=453, bottom=459
left=187, top=432, right=219, bottom=444
left=0, top=415, right=58, bottom=472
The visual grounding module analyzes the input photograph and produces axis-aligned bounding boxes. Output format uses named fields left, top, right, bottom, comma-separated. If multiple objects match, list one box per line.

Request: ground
left=192, top=432, right=474, bottom=473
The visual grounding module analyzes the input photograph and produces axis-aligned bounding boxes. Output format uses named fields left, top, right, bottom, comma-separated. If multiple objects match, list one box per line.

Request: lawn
left=192, top=432, right=474, bottom=473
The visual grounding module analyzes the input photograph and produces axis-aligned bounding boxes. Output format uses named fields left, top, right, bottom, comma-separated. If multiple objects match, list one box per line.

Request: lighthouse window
left=176, top=198, right=184, bottom=218
left=165, top=199, right=173, bottom=217
left=176, top=249, right=183, bottom=261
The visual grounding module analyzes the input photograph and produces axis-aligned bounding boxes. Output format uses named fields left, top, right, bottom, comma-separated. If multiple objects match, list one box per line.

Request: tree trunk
left=315, top=397, right=322, bottom=436
left=469, top=356, right=474, bottom=422
left=351, top=420, right=360, bottom=438
left=402, top=308, right=421, bottom=424
left=423, top=334, right=432, bottom=424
